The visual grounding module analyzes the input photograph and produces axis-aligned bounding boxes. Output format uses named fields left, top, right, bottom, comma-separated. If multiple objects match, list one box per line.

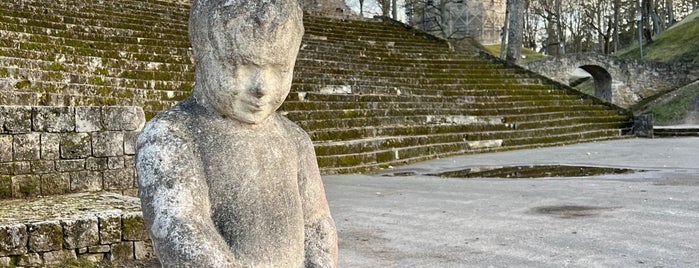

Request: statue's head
left=189, top=0, right=304, bottom=124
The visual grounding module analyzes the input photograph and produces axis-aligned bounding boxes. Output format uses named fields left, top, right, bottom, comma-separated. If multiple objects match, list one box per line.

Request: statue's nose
left=250, top=71, right=266, bottom=98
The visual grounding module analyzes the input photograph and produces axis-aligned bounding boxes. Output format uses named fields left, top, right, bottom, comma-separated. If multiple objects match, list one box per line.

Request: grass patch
left=640, top=82, right=699, bottom=125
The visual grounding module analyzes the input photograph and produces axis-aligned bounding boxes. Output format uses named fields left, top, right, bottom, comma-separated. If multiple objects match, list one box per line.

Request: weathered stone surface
left=40, top=133, right=61, bottom=160
left=28, top=221, right=63, bottom=252
left=56, top=159, right=85, bottom=172
left=122, top=213, right=148, bottom=241
left=32, top=107, right=75, bottom=133
left=85, top=157, right=108, bottom=171
left=17, top=252, right=42, bottom=267
left=69, top=171, right=102, bottom=192
left=61, top=217, right=99, bottom=249
left=109, top=242, right=134, bottom=262
left=123, top=131, right=139, bottom=155
left=77, top=247, right=88, bottom=254
left=98, top=213, right=122, bottom=245
left=13, top=133, right=40, bottom=161
left=75, top=106, right=103, bottom=132
left=137, top=1, right=337, bottom=267
left=0, top=164, right=12, bottom=176
left=0, top=223, right=28, bottom=256
left=0, top=175, right=11, bottom=198
left=42, top=249, right=77, bottom=266
left=0, top=135, right=11, bottom=162
left=107, top=156, right=124, bottom=170
left=0, top=256, right=13, bottom=267
left=40, top=173, right=70, bottom=195
left=92, top=132, right=124, bottom=157
left=30, top=160, right=55, bottom=174
left=103, top=107, right=145, bottom=131
left=60, top=133, right=91, bottom=159
left=78, top=253, right=105, bottom=263
left=0, top=106, right=31, bottom=134
left=11, top=174, right=40, bottom=198
left=134, top=241, right=155, bottom=260
left=0, top=193, right=141, bottom=226
left=104, top=168, right=133, bottom=191
left=88, top=244, right=111, bottom=253
left=12, top=161, right=31, bottom=175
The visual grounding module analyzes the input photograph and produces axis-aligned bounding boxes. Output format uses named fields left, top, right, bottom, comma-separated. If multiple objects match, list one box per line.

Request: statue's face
left=203, top=56, right=294, bottom=124
left=190, top=0, right=302, bottom=124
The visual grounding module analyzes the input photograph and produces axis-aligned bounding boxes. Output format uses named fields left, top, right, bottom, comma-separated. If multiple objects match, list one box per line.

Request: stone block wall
left=0, top=106, right=144, bottom=200
left=0, top=196, right=152, bottom=267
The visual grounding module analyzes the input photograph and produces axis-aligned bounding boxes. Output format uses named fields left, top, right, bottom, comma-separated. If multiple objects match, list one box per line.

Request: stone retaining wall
left=0, top=193, right=151, bottom=267
left=0, top=106, right=144, bottom=200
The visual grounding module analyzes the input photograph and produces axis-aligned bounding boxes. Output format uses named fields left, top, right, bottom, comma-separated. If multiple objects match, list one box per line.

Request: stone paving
left=325, top=137, right=699, bottom=267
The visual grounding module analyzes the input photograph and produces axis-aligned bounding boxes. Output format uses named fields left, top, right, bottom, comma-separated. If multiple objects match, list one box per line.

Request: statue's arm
left=136, top=119, right=242, bottom=267
left=295, top=130, right=339, bottom=268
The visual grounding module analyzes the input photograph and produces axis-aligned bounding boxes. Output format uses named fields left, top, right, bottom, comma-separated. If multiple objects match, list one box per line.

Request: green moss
left=376, top=151, right=395, bottom=163
left=88, top=77, right=108, bottom=86
left=14, top=79, right=31, bottom=90
left=0, top=68, right=9, bottom=78
left=122, top=214, right=146, bottom=238
left=0, top=176, right=11, bottom=199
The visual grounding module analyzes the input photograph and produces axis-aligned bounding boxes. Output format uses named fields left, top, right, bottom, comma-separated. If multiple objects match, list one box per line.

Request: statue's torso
left=195, top=113, right=305, bottom=267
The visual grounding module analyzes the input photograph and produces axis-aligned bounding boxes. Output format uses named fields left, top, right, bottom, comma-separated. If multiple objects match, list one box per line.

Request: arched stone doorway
left=578, top=65, right=613, bottom=102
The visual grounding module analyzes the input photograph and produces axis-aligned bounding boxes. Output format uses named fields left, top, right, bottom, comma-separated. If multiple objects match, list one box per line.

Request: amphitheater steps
left=288, top=15, right=633, bottom=172
left=0, top=1, right=633, bottom=174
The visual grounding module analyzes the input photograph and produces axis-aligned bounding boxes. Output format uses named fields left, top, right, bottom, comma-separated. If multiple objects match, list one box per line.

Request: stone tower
left=407, top=0, right=506, bottom=44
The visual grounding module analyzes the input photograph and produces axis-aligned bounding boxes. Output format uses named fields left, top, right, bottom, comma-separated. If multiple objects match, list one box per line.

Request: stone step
left=290, top=83, right=558, bottom=96
left=304, top=115, right=629, bottom=143
left=0, top=192, right=152, bottom=266
left=0, top=29, right=191, bottom=57
left=7, top=0, right=190, bottom=25
left=281, top=104, right=608, bottom=122
left=293, top=65, right=528, bottom=79
left=284, top=91, right=579, bottom=103
left=653, top=126, right=699, bottom=137
left=0, top=59, right=193, bottom=84
left=0, top=55, right=193, bottom=76
left=0, top=19, right=190, bottom=49
left=0, top=1, right=188, bottom=37
left=0, top=43, right=192, bottom=65
left=316, top=127, right=626, bottom=174
left=281, top=98, right=595, bottom=113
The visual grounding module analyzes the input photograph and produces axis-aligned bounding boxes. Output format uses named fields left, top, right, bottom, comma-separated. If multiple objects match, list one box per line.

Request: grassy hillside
left=617, top=10, right=699, bottom=63
left=617, top=10, right=699, bottom=125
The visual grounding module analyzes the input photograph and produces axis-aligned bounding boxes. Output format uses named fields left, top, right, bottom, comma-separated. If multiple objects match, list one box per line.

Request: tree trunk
left=359, top=0, right=364, bottom=17
left=500, top=0, right=510, bottom=60
left=506, top=0, right=524, bottom=66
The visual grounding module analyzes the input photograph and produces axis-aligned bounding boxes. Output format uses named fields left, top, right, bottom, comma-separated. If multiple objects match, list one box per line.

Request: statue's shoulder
left=139, top=98, right=202, bottom=146
left=275, top=113, right=314, bottom=149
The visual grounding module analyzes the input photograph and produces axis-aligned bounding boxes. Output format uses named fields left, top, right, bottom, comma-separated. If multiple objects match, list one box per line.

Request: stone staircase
left=286, top=16, right=633, bottom=174
left=0, top=0, right=633, bottom=177
left=0, top=0, right=635, bottom=266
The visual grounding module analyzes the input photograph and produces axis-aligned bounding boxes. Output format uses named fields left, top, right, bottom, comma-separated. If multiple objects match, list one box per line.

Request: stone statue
left=135, top=0, right=338, bottom=267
